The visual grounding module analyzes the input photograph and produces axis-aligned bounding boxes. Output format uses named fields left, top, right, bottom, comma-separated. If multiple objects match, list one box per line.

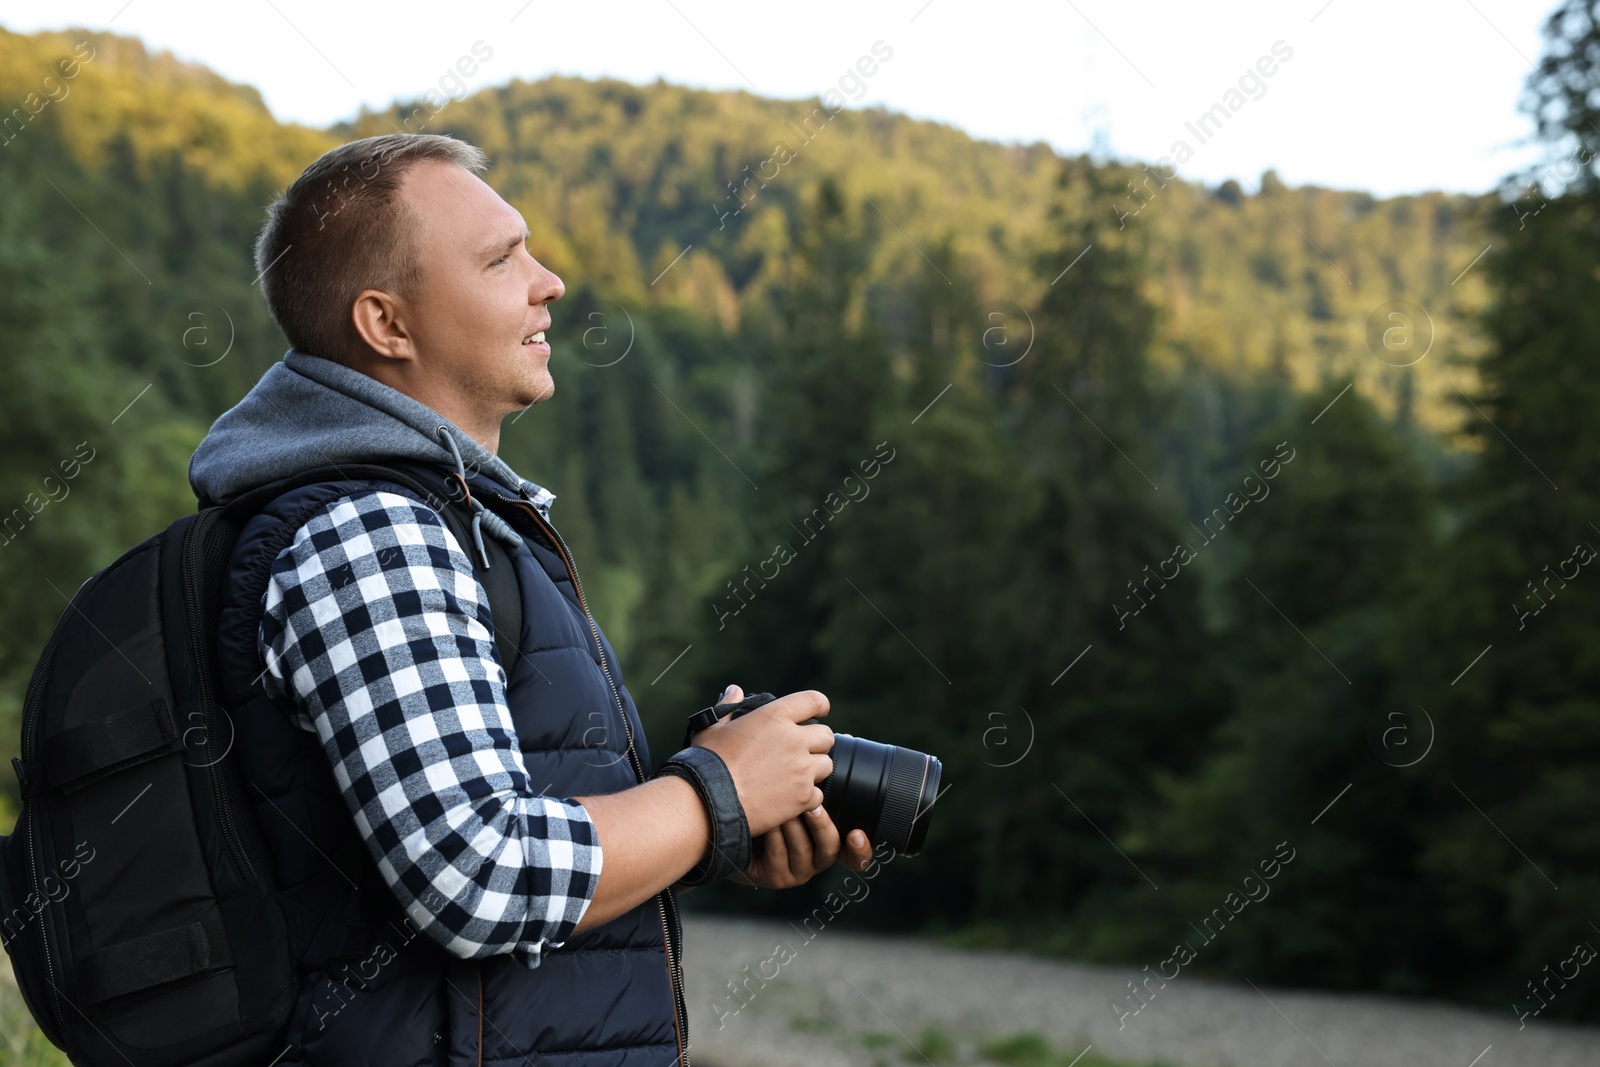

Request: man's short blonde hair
left=254, top=133, right=489, bottom=362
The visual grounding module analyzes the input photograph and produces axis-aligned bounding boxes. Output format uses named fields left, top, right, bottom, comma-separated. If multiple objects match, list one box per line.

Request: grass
left=979, top=1029, right=1183, bottom=1067
left=0, top=972, right=68, bottom=1067
left=843, top=1022, right=1190, bottom=1067
left=854, top=1026, right=963, bottom=1067
left=912, top=1024, right=959, bottom=1062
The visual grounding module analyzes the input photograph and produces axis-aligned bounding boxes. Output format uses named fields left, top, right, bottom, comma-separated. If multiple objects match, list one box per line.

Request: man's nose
left=532, top=259, right=564, bottom=303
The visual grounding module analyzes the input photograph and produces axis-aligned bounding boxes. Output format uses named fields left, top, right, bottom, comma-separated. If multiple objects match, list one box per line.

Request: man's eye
left=490, top=255, right=509, bottom=267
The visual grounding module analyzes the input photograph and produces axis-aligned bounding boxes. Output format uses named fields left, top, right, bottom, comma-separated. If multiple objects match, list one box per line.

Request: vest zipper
left=493, top=492, right=692, bottom=1065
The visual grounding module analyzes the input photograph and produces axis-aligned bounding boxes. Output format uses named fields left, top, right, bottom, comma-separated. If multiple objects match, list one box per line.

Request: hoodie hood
left=188, top=348, right=555, bottom=516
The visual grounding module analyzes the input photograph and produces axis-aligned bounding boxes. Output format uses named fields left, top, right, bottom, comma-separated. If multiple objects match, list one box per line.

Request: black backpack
left=0, top=460, right=523, bottom=1067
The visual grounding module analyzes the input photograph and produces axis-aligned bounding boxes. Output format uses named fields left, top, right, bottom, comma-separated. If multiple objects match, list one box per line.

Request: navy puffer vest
left=212, top=465, right=688, bottom=1065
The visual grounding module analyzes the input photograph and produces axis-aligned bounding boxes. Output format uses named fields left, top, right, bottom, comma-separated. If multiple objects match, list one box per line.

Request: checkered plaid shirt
left=258, top=489, right=603, bottom=969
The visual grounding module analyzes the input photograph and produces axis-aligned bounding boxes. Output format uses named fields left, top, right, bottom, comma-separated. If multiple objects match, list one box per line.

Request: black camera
left=687, top=692, right=942, bottom=855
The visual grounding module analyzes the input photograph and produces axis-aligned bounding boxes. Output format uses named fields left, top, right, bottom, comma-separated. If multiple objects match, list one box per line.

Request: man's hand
left=689, top=684, right=833, bottom=838
left=693, top=684, right=874, bottom=889
left=734, top=805, right=875, bottom=889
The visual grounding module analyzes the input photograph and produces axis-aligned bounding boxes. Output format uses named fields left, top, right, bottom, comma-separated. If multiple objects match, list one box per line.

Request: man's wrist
left=652, top=746, right=751, bottom=886
left=653, top=773, right=713, bottom=879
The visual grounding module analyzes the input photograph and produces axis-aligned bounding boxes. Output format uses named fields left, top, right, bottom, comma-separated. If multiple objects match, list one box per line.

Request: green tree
left=1121, top=391, right=1441, bottom=992
left=1523, top=0, right=1600, bottom=193
left=0, top=133, right=203, bottom=824
left=1404, top=193, right=1600, bottom=1016
left=944, top=160, right=1224, bottom=947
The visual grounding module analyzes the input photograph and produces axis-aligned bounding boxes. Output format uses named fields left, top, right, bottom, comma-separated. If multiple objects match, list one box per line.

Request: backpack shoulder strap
left=217, top=461, right=523, bottom=676
left=421, top=488, right=524, bottom=677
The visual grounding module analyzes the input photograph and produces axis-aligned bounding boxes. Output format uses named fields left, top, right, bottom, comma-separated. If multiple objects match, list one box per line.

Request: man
left=187, top=132, right=873, bottom=1065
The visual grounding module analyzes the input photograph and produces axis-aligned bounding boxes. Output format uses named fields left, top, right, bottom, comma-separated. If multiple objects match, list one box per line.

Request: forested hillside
left=0, top=18, right=1593, bottom=1026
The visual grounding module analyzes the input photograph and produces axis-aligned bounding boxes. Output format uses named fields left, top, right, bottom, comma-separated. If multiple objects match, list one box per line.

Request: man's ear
left=350, top=288, right=415, bottom=363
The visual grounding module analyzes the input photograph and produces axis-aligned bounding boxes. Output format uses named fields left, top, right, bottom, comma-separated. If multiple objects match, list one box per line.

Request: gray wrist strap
left=654, top=746, right=751, bottom=886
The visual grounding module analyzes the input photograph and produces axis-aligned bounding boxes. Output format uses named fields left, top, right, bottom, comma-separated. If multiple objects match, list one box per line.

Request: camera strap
left=682, top=692, right=776, bottom=748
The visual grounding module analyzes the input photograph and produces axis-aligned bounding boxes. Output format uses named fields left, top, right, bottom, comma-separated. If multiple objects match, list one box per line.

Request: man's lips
left=521, top=329, right=550, bottom=354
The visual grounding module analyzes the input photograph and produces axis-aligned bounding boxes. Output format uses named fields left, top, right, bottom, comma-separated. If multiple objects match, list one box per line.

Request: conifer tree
left=1405, top=192, right=1600, bottom=1015
left=1122, top=390, right=1440, bottom=992
left=962, top=159, right=1223, bottom=942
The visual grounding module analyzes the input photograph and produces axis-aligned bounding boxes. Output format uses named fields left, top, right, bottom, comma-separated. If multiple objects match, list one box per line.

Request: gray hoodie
left=188, top=348, right=555, bottom=518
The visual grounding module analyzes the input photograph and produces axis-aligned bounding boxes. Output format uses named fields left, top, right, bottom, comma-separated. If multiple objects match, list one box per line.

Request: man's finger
left=805, top=805, right=842, bottom=869
left=760, top=826, right=789, bottom=875
left=779, top=817, right=813, bottom=878
left=767, top=689, right=829, bottom=723
left=811, top=754, right=834, bottom=784
left=803, top=722, right=835, bottom=753
left=692, top=686, right=746, bottom=744
left=841, top=828, right=873, bottom=872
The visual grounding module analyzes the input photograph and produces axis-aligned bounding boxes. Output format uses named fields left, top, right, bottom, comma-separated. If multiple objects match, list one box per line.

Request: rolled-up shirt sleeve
left=257, top=489, right=601, bottom=969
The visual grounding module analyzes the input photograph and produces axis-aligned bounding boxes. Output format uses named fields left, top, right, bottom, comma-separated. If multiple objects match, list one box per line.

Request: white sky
left=1, top=0, right=1559, bottom=197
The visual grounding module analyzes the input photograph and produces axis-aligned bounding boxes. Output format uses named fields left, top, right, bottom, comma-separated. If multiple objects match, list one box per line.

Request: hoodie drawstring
left=436, top=426, right=521, bottom=570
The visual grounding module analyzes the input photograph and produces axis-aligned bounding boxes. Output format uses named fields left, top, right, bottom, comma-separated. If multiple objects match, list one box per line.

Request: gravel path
left=679, top=915, right=1600, bottom=1067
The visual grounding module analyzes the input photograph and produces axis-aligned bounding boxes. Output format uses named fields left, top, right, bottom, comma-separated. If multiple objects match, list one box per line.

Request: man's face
left=395, top=159, right=564, bottom=417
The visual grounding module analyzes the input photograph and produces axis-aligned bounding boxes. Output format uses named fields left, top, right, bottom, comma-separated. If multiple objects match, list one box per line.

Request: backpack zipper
left=182, top=513, right=259, bottom=886
left=25, top=808, right=60, bottom=1034
left=492, top=492, right=692, bottom=1065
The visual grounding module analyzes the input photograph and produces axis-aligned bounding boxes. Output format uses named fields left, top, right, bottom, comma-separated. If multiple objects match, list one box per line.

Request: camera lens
left=821, top=735, right=941, bottom=855
left=725, top=695, right=943, bottom=855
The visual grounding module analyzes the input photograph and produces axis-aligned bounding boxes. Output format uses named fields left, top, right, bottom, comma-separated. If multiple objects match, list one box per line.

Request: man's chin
left=516, top=371, right=555, bottom=409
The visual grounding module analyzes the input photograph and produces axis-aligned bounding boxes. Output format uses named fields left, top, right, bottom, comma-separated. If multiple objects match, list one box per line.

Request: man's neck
left=347, top=352, right=501, bottom=456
